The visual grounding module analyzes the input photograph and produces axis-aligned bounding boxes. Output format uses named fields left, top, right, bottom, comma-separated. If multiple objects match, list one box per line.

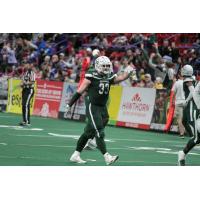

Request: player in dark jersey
left=77, top=49, right=101, bottom=150
left=66, top=56, right=134, bottom=165
left=178, top=65, right=200, bottom=165
left=83, top=49, right=100, bottom=150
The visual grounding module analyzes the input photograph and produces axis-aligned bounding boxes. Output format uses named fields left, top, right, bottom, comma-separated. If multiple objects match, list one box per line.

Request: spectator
left=144, top=73, right=154, bottom=88
left=49, top=54, right=59, bottom=80
left=154, top=77, right=163, bottom=89
left=118, top=57, right=136, bottom=87
left=112, top=60, right=120, bottom=73
left=162, top=55, right=176, bottom=91
left=92, top=34, right=109, bottom=48
left=77, top=48, right=92, bottom=88
left=158, top=39, right=171, bottom=57
left=125, top=49, right=134, bottom=64
left=129, top=34, right=143, bottom=45
left=40, top=55, right=51, bottom=70
left=4, top=43, right=18, bottom=70
left=65, top=48, right=76, bottom=69
left=112, top=34, right=128, bottom=45
left=171, top=74, right=185, bottom=138
left=171, top=42, right=180, bottom=62
left=58, top=53, right=68, bottom=70
left=137, top=78, right=145, bottom=87
left=1, top=33, right=200, bottom=87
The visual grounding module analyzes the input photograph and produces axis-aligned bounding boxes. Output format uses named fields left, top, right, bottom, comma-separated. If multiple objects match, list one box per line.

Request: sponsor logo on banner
left=117, top=87, right=156, bottom=129
left=6, top=79, right=36, bottom=114
left=33, top=80, right=63, bottom=118
left=58, top=82, right=86, bottom=121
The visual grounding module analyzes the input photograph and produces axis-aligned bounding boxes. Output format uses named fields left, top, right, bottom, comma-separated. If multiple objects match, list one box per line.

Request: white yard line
left=0, top=155, right=34, bottom=159
left=117, top=160, right=175, bottom=165
left=15, top=144, right=74, bottom=148
left=0, top=143, right=7, bottom=146
left=48, top=133, right=79, bottom=139
left=12, top=134, right=53, bottom=138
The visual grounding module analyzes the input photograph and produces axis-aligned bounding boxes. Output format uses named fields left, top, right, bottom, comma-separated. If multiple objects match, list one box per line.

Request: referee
left=19, top=61, right=36, bottom=126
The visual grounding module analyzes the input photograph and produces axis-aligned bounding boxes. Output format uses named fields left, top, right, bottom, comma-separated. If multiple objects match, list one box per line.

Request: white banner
left=58, top=82, right=86, bottom=121
left=117, top=87, right=156, bottom=129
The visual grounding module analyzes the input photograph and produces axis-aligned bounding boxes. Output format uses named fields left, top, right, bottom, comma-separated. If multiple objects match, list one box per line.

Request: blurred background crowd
left=1, top=33, right=200, bottom=90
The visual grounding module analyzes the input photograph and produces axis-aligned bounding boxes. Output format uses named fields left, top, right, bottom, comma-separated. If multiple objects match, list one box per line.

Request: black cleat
left=179, top=159, right=185, bottom=166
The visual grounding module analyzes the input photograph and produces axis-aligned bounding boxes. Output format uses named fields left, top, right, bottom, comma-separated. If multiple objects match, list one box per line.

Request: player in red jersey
left=78, top=48, right=93, bottom=88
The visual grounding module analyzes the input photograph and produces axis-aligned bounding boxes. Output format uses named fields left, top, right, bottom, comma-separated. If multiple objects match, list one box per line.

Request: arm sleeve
left=68, top=92, right=82, bottom=107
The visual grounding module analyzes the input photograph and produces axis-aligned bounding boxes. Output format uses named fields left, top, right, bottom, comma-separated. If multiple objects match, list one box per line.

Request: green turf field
left=0, top=112, right=200, bottom=166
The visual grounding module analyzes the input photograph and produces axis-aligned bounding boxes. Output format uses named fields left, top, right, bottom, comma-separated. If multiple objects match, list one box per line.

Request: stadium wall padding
left=6, top=78, right=178, bottom=132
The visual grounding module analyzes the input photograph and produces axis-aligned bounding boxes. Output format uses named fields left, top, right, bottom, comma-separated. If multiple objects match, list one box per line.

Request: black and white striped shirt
left=22, top=70, right=36, bottom=89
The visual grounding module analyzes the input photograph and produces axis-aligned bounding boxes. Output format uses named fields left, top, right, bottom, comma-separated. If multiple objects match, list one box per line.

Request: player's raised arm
left=77, top=78, right=91, bottom=94
left=66, top=78, right=91, bottom=111
left=113, top=66, right=134, bottom=84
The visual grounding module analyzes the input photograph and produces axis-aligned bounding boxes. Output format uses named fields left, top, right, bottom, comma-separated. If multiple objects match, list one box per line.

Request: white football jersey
left=193, top=81, right=200, bottom=109
left=172, top=79, right=185, bottom=105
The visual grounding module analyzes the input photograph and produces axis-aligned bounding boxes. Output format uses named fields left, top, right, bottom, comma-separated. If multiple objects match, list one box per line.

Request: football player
left=178, top=65, right=200, bottom=165
left=78, top=49, right=101, bottom=150
left=66, top=56, right=134, bottom=165
left=83, top=49, right=100, bottom=150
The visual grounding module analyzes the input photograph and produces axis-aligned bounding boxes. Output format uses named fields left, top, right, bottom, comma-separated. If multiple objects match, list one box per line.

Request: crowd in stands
left=1, top=33, right=200, bottom=90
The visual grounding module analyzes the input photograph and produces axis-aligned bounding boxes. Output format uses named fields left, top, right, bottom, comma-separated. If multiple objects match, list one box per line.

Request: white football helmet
left=95, top=56, right=112, bottom=75
left=181, top=65, right=193, bottom=77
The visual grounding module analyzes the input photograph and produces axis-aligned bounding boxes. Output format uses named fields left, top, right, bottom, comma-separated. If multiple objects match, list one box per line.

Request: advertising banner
left=117, top=87, right=156, bottom=129
left=33, top=80, right=63, bottom=118
left=58, top=82, right=86, bottom=121
left=6, top=78, right=36, bottom=114
left=107, top=85, right=123, bottom=125
left=150, top=89, right=178, bottom=132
